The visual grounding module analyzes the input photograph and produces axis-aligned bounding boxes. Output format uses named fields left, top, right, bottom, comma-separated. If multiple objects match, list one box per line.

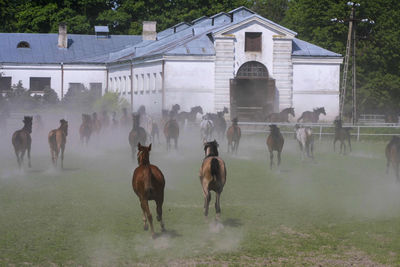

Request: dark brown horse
left=226, top=118, right=241, bottom=154
left=92, top=112, right=102, bottom=135
left=266, top=107, right=295, bottom=122
left=79, top=114, right=92, bottom=145
left=386, top=136, right=400, bottom=181
left=207, top=107, right=228, bottom=139
left=129, top=113, right=147, bottom=158
left=48, top=119, right=68, bottom=169
left=163, top=119, right=179, bottom=151
left=12, top=116, right=33, bottom=168
left=333, top=119, right=352, bottom=154
left=176, top=106, right=203, bottom=125
left=132, top=143, right=165, bottom=238
left=199, top=140, right=227, bottom=219
left=266, top=124, right=284, bottom=169
left=297, top=107, right=326, bottom=123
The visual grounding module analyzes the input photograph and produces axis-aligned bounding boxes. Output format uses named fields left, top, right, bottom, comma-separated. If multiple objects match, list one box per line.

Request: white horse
left=200, top=115, right=214, bottom=142
left=295, top=124, right=314, bottom=160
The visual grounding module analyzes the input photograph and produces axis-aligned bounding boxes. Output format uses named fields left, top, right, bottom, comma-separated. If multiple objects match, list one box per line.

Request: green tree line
left=1, top=0, right=399, bottom=114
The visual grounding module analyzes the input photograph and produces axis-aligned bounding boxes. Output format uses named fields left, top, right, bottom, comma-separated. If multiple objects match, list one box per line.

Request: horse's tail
left=211, top=158, right=220, bottom=182
left=144, top=169, right=154, bottom=195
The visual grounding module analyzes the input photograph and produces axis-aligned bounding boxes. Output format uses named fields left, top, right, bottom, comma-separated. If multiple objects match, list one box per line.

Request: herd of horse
left=7, top=105, right=400, bottom=238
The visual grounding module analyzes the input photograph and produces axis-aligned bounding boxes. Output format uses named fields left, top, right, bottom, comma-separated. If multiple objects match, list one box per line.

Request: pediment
left=213, top=15, right=297, bottom=39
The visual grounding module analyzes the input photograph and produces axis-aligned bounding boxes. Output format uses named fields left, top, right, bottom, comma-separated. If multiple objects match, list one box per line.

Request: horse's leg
left=203, top=189, right=211, bottom=217
left=60, top=144, right=65, bottom=169
left=14, top=148, right=21, bottom=169
left=215, top=191, right=221, bottom=220
left=141, top=200, right=155, bottom=238
left=140, top=202, right=148, bottom=231
left=269, top=151, right=273, bottom=169
left=27, top=145, right=31, bottom=168
left=174, top=137, right=178, bottom=150
left=348, top=135, right=352, bottom=152
left=20, top=149, right=26, bottom=167
left=277, top=150, right=282, bottom=169
left=156, top=198, right=165, bottom=232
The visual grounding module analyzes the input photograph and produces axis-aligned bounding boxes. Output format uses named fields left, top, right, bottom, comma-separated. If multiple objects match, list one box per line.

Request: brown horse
left=266, top=124, right=284, bottom=169
left=333, top=119, right=352, bottom=154
left=132, top=143, right=165, bottom=238
left=297, top=107, right=326, bottom=123
left=12, top=116, right=33, bottom=169
left=199, top=140, right=227, bottom=219
left=266, top=107, right=295, bottom=122
left=163, top=119, right=179, bottom=151
left=48, top=119, right=68, bottom=169
left=226, top=118, right=241, bottom=154
left=176, top=106, right=203, bottom=125
left=129, top=113, right=147, bottom=158
left=92, top=112, right=102, bottom=135
left=386, top=136, right=400, bottom=181
left=79, top=114, right=92, bottom=145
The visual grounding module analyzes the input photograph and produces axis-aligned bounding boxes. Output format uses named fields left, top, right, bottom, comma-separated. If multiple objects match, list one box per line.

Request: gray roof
left=292, top=38, right=341, bottom=57
left=0, top=6, right=341, bottom=65
left=0, top=33, right=141, bottom=64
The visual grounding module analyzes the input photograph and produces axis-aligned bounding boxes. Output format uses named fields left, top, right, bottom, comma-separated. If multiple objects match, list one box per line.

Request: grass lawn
left=1, top=130, right=400, bottom=266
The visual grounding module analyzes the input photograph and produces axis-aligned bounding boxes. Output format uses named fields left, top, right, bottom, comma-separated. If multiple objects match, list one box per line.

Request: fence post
left=357, top=126, right=360, bottom=142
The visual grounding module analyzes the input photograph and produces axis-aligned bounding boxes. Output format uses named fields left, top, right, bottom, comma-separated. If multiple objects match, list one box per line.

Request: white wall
left=1, top=63, right=106, bottom=98
left=109, top=61, right=163, bottom=114
left=164, top=59, right=215, bottom=114
left=292, top=58, right=341, bottom=121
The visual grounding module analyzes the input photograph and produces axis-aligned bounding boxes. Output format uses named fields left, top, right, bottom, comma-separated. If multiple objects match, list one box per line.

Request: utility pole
left=331, top=2, right=374, bottom=124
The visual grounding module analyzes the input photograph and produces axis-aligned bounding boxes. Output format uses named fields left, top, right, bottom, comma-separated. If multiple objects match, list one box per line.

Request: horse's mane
left=204, top=141, right=219, bottom=157
left=269, top=125, right=280, bottom=138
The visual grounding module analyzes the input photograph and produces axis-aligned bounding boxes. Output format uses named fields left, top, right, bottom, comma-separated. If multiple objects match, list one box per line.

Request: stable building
left=0, top=7, right=342, bottom=121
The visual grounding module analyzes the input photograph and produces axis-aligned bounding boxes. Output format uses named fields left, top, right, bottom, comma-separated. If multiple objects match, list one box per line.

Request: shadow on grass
left=154, top=228, right=181, bottom=239
left=223, top=218, right=242, bottom=227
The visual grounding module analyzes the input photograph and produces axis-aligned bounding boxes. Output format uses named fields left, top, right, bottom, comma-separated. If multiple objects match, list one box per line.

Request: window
left=90, top=83, right=102, bottom=98
left=152, top=73, right=157, bottom=92
left=140, top=74, right=144, bottom=93
left=30, top=77, right=50, bottom=91
left=128, top=75, right=132, bottom=95
left=17, top=41, right=30, bottom=48
left=158, top=72, right=163, bottom=92
left=0, top=77, right=12, bottom=91
left=109, top=78, right=113, bottom=91
left=134, top=75, right=138, bottom=94
left=245, top=32, right=262, bottom=52
left=146, top=74, right=150, bottom=93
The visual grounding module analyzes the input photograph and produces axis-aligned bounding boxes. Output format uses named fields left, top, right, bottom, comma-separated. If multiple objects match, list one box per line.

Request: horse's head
left=204, top=140, right=219, bottom=157
left=223, top=107, right=229, bottom=114
left=288, top=107, right=295, bottom=117
left=334, top=119, right=342, bottom=128
left=193, top=106, right=203, bottom=114
left=23, top=116, right=33, bottom=133
left=138, top=105, right=146, bottom=115
left=232, top=117, right=238, bottom=125
left=60, top=119, right=68, bottom=136
left=172, top=104, right=180, bottom=112
left=137, top=143, right=151, bottom=165
left=269, top=124, right=280, bottom=136
left=316, top=107, right=326, bottom=115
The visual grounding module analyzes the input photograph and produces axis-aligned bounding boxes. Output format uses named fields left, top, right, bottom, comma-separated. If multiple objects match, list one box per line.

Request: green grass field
left=1, top=131, right=400, bottom=266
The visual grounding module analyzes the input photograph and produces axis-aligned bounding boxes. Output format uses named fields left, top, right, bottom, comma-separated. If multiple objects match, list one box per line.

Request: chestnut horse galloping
left=12, top=116, right=33, bottom=169
left=48, top=119, right=68, bottom=169
left=266, top=107, right=295, bottom=122
left=132, top=143, right=165, bottom=238
left=226, top=118, right=241, bottom=154
left=199, top=140, right=227, bottom=219
left=266, top=124, right=284, bottom=170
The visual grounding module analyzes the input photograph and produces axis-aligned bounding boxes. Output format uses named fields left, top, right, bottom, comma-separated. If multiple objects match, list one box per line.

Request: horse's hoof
left=144, top=225, right=149, bottom=231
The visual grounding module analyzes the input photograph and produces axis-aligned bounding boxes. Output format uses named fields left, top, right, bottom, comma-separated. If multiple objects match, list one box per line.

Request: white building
left=0, top=7, right=342, bottom=121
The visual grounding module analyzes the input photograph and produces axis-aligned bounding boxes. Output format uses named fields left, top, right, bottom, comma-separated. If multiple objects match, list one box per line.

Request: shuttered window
left=245, top=32, right=262, bottom=52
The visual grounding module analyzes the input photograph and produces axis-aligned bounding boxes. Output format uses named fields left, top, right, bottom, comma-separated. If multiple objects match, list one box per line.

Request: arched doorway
left=230, top=61, right=275, bottom=121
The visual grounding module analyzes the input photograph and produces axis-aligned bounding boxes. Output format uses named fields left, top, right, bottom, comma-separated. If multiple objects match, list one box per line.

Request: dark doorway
left=230, top=61, right=275, bottom=121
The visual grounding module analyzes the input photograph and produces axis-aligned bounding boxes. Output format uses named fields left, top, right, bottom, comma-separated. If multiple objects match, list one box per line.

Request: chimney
left=58, top=22, right=68, bottom=48
left=142, top=21, right=157, bottom=41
